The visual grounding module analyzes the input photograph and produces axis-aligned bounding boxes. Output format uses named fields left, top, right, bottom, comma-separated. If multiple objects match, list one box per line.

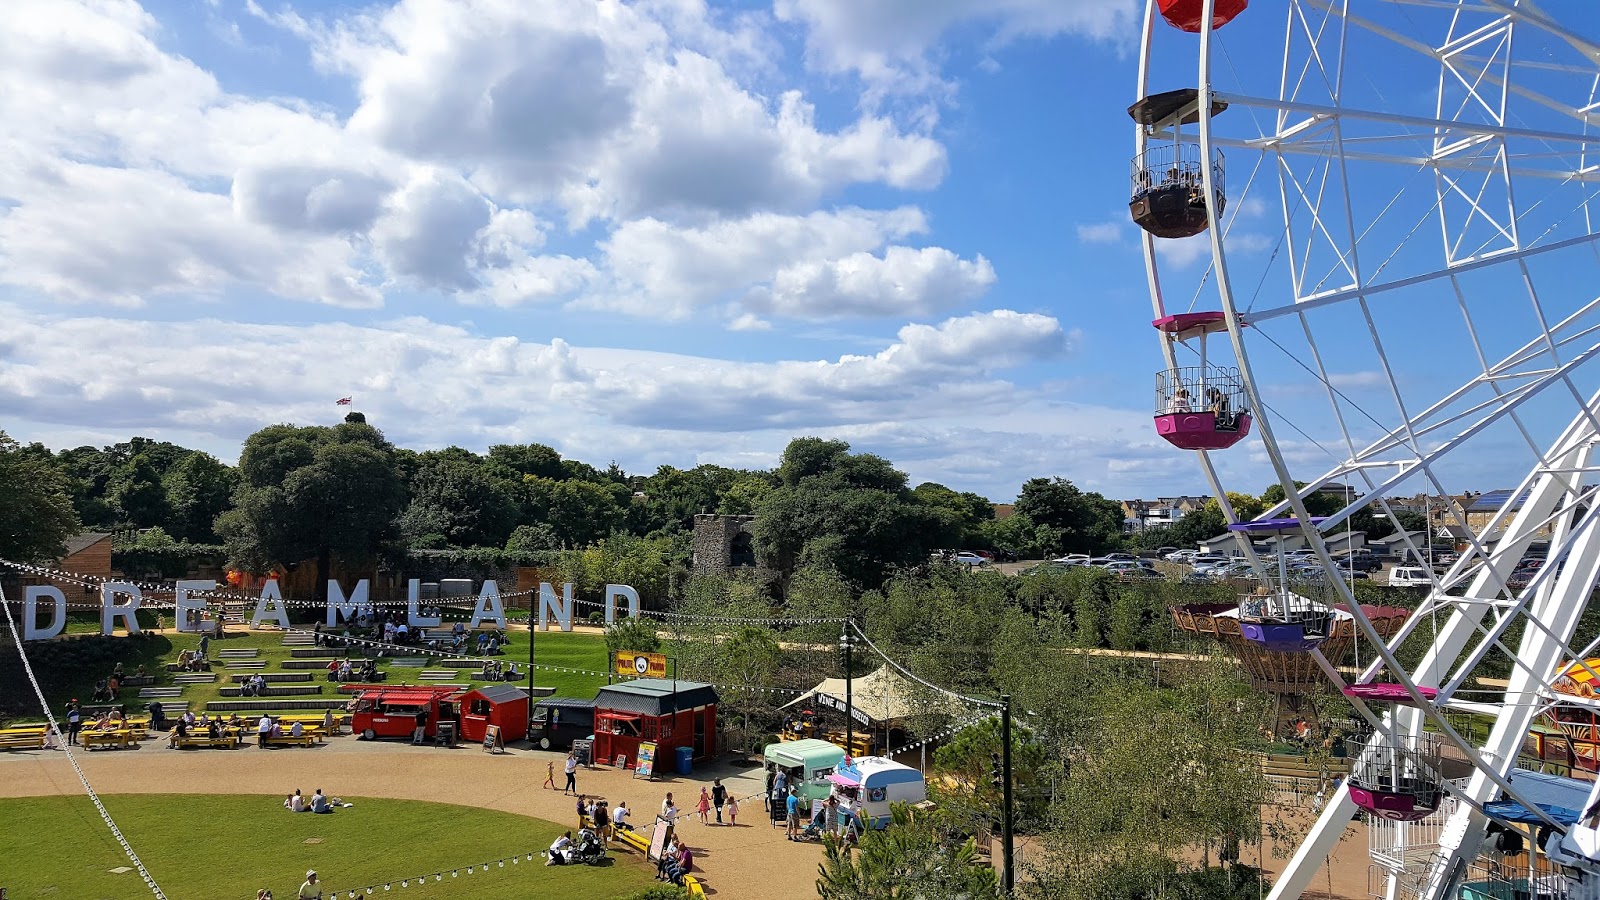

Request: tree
left=753, top=438, right=945, bottom=589
left=162, top=452, right=236, bottom=543
left=525, top=476, right=629, bottom=547
left=107, top=452, right=170, bottom=527
left=816, top=804, right=1001, bottom=900
left=604, top=618, right=661, bottom=655
left=933, top=718, right=1053, bottom=830
left=1012, top=478, right=1125, bottom=557
left=506, top=523, right=561, bottom=553
left=0, top=432, right=81, bottom=562
left=216, top=422, right=406, bottom=597
left=399, top=450, right=519, bottom=548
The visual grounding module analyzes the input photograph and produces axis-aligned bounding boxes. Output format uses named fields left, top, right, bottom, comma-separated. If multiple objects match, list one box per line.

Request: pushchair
left=569, top=828, right=607, bottom=865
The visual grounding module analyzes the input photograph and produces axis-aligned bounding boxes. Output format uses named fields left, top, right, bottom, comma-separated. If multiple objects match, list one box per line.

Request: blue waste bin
left=676, top=745, right=694, bottom=776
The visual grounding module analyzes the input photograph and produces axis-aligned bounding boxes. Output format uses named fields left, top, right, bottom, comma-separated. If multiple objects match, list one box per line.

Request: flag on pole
left=336, top=397, right=352, bottom=405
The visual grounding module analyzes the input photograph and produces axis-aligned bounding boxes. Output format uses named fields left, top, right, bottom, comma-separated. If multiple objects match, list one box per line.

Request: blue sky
left=2, top=0, right=1598, bottom=503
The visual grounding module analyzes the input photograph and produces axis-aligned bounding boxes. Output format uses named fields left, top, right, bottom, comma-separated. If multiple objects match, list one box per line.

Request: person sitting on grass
left=290, top=789, right=307, bottom=813
left=546, top=831, right=573, bottom=866
left=311, top=789, right=333, bottom=814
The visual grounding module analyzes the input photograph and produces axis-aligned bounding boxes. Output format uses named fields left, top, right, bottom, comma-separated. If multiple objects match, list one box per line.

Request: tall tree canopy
left=1011, top=477, right=1125, bottom=557
left=216, top=422, right=407, bottom=596
left=753, top=438, right=948, bottom=588
left=0, top=431, right=81, bottom=562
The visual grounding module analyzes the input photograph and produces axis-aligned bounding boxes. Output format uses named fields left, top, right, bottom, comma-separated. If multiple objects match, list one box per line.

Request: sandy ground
left=0, top=738, right=1380, bottom=899
left=0, top=738, right=814, bottom=898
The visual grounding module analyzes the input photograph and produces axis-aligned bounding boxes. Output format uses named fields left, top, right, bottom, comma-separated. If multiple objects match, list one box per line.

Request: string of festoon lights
left=0, top=580, right=170, bottom=899
left=327, top=849, right=543, bottom=898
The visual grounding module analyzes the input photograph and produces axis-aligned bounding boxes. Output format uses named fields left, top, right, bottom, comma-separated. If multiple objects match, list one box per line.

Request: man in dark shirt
left=412, top=709, right=428, bottom=745
left=712, top=779, right=727, bottom=825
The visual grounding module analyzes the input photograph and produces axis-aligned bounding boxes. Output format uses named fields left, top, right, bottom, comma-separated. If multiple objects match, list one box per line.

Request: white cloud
left=595, top=206, right=993, bottom=321
left=774, top=0, right=1139, bottom=90
left=0, top=158, right=379, bottom=307
left=1076, top=219, right=1125, bottom=245
left=0, top=304, right=1108, bottom=497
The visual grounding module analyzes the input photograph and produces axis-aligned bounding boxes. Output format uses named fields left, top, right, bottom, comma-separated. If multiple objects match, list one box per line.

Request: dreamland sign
left=18, top=579, right=640, bottom=641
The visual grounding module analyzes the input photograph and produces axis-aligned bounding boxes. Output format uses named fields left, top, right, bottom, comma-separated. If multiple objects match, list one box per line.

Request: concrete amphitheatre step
left=229, top=672, right=313, bottom=683
left=418, top=671, right=462, bottom=681
left=290, top=648, right=343, bottom=658
left=281, top=631, right=316, bottom=645
left=206, top=699, right=349, bottom=712
left=216, top=648, right=260, bottom=658
left=442, top=659, right=487, bottom=668
left=219, top=685, right=324, bottom=698
left=281, top=659, right=341, bottom=670
left=388, top=657, right=429, bottom=667
left=139, top=687, right=185, bottom=698
left=223, top=660, right=267, bottom=670
left=172, top=673, right=217, bottom=684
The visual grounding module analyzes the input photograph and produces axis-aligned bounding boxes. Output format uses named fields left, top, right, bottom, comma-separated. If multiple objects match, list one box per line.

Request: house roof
left=1468, top=489, right=1527, bottom=513
left=465, top=684, right=528, bottom=705
left=1371, top=530, right=1426, bottom=547
left=534, top=697, right=596, bottom=711
left=62, top=532, right=111, bottom=557
left=593, top=679, right=718, bottom=717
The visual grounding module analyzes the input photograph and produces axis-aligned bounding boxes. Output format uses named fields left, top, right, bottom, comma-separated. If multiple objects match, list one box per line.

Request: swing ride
left=1136, top=0, right=1600, bottom=897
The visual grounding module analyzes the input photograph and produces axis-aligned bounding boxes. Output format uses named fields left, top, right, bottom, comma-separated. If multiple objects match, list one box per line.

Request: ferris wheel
left=1134, top=1, right=1600, bottom=898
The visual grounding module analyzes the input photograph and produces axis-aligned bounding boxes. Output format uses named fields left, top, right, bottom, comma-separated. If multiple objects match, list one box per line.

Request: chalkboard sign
left=634, top=741, right=657, bottom=779
left=482, top=724, right=503, bottom=754
left=571, top=738, right=592, bottom=767
left=614, top=754, right=627, bottom=769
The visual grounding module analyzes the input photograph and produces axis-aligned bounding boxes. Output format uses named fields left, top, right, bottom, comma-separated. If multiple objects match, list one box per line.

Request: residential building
left=1121, top=495, right=1209, bottom=533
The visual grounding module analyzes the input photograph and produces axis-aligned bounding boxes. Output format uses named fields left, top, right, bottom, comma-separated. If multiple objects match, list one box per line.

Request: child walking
left=724, top=794, right=738, bottom=826
left=543, top=760, right=556, bottom=790
left=696, top=787, right=712, bottom=825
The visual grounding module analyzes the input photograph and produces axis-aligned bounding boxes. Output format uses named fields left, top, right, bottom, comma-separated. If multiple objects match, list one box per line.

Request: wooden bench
left=169, top=732, right=241, bottom=750
left=277, top=714, right=347, bottom=735
left=613, top=828, right=650, bottom=855
left=262, top=730, right=325, bottom=747
left=82, top=730, right=140, bottom=750
left=0, top=728, right=47, bottom=750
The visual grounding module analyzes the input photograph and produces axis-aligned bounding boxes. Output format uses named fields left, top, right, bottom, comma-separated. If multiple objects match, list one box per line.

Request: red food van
left=350, top=686, right=463, bottom=742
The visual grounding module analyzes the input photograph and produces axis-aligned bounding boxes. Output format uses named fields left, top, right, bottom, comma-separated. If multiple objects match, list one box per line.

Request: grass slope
left=0, top=794, right=654, bottom=899
left=16, top=623, right=613, bottom=724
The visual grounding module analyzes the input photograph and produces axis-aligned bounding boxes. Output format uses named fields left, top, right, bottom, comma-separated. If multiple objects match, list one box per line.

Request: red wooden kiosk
left=592, top=679, right=718, bottom=770
left=457, top=683, right=529, bottom=744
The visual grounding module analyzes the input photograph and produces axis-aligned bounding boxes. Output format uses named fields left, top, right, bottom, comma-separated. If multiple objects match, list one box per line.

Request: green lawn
left=0, top=794, right=657, bottom=899
left=15, top=624, right=614, bottom=725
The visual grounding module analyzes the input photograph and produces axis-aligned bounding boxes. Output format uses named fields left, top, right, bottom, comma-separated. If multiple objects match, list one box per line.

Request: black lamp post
left=839, top=621, right=854, bottom=754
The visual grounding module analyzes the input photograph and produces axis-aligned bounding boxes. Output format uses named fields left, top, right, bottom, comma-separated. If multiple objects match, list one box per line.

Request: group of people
left=175, top=649, right=209, bottom=672
left=693, top=780, right=738, bottom=826
left=254, top=869, right=320, bottom=900
left=325, top=658, right=377, bottom=683
left=238, top=673, right=269, bottom=696
left=282, top=788, right=338, bottom=814
left=478, top=659, right=520, bottom=681
left=654, top=835, right=695, bottom=885
left=1166, top=385, right=1234, bottom=420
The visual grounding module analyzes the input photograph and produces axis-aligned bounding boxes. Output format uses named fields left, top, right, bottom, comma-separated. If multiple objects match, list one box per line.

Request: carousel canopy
left=784, top=667, right=951, bottom=726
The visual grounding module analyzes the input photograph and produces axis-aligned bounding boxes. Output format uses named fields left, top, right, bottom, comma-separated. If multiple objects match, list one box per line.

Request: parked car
left=1189, top=554, right=1228, bottom=570
left=1388, top=566, right=1431, bottom=587
left=1165, top=549, right=1198, bottom=562
left=1330, top=550, right=1382, bottom=572
left=951, top=552, right=987, bottom=567
left=1022, top=561, right=1080, bottom=576
left=1054, top=554, right=1092, bottom=564
left=1155, top=546, right=1178, bottom=557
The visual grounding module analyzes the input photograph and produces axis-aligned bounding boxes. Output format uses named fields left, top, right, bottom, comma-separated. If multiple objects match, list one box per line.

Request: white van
left=1389, top=566, right=1431, bottom=587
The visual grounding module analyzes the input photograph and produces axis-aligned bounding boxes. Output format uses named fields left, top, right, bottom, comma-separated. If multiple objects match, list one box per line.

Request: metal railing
left=1131, top=142, right=1226, bottom=199
left=1155, top=366, right=1250, bottom=418
left=1237, top=589, right=1330, bottom=628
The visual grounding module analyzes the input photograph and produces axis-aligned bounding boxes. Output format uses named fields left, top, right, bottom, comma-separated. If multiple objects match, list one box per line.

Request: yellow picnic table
left=82, top=729, right=140, bottom=750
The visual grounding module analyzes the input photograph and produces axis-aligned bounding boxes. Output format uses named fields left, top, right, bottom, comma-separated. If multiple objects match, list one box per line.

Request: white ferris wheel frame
left=1136, top=1, right=1600, bottom=898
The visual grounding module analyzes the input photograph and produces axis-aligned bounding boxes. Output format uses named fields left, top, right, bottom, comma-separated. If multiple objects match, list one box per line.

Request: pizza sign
left=615, top=650, right=668, bottom=678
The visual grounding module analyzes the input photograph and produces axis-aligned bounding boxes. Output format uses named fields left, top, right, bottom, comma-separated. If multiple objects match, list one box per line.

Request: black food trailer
left=529, top=698, right=595, bottom=751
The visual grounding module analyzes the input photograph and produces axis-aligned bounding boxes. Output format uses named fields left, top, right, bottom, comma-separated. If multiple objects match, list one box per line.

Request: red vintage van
left=350, top=686, right=463, bottom=742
